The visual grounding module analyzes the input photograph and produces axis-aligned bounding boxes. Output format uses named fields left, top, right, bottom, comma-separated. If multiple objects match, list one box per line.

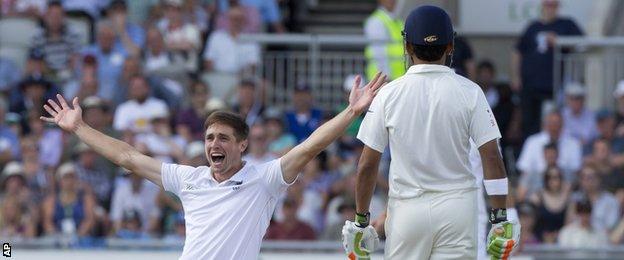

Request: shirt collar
left=406, top=64, right=454, bottom=74
left=209, top=161, right=251, bottom=185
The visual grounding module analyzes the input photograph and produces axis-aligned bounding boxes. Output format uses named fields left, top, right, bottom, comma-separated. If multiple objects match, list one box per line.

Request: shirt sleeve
left=261, top=158, right=293, bottom=198
left=357, top=95, right=388, bottom=153
left=161, top=163, right=196, bottom=196
left=469, top=90, right=502, bottom=148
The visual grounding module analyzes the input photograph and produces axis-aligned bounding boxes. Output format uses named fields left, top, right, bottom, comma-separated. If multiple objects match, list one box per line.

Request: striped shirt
left=30, top=26, right=81, bottom=71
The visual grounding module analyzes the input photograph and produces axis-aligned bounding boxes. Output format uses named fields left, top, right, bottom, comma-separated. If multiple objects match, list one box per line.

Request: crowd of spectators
left=0, top=0, right=623, bottom=254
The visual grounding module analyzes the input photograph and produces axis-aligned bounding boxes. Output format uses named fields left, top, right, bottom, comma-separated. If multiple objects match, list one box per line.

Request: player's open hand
left=348, top=72, right=387, bottom=115
left=40, top=94, right=84, bottom=132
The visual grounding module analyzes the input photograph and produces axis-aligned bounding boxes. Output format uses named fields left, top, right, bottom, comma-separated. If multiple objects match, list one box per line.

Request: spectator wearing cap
left=29, top=1, right=82, bottom=83
left=175, top=81, right=211, bottom=141
left=109, top=173, right=159, bottom=236
left=585, top=138, right=624, bottom=198
left=134, top=109, right=187, bottom=163
left=517, top=110, right=582, bottom=184
left=562, top=82, right=597, bottom=144
left=0, top=161, right=38, bottom=239
left=202, top=5, right=261, bottom=75
left=181, top=141, right=207, bottom=167
left=285, top=84, right=323, bottom=143
left=42, top=162, right=97, bottom=238
left=0, top=57, right=22, bottom=94
left=104, top=0, right=145, bottom=58
left=157, top=0, right=201, bottom=72
left=10, top=76, right=55, bottom=122
left=243, top=123, right=276, bottom=165
left=559, top=200, right=607, bottom=248
left=73, top=142, right=114, bottom=210
left=569, top=166, right=620, bottom=232
left=113, top=75, right=169, bottom=133
left=217, top=0, right=284, bottom=33
left=511, top=0, right=583, bottom=140
left=232, top=79, right=264, bottom=126
left=264, top=108, right=296, bottom=156
left=265, top=197, right=316, bottom=240
left=584, top=109, right=624, bottom=155
left=0, top=97, right=21, bottom=162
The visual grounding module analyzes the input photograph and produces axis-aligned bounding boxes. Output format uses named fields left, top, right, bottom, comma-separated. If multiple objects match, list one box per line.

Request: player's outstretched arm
left=40, top=94, right=163, bottom=188
left=280, top=73, right=387, bottom=183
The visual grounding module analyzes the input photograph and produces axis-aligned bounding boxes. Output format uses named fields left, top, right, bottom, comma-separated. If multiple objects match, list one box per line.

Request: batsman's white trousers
left=384, top=188, right=478, bottom=260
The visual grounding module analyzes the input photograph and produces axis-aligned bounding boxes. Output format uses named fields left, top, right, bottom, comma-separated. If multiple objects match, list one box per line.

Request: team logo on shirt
left=185, top=184, right=197, bottom=190
left=232, top=181, right=243, bottom=191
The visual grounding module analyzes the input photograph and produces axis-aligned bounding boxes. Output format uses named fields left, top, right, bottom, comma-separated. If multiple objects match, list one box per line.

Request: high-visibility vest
left=365, top=9, right=406, bottom=81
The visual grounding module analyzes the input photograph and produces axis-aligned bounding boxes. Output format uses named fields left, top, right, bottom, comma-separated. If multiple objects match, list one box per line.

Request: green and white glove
left=487, top=220, right=521, bottom=260
left=341, top=213, right=379, bottom=260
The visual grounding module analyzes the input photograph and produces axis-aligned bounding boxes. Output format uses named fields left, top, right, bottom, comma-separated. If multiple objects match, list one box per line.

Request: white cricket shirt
left=357, top=64, right=501, bottom=199
left=161, top=159, right=291, bottom=260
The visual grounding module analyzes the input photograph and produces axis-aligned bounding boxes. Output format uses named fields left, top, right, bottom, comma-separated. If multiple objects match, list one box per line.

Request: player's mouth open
left=211, top=153, right=225, bottom=165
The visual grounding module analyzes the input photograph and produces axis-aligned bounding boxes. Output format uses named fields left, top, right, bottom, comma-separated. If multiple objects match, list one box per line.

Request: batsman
left=342, top=5, right=521, bottom=260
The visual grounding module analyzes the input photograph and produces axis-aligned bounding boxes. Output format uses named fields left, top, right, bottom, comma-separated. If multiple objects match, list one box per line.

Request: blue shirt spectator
left=0, top=58, right=22, bottom=92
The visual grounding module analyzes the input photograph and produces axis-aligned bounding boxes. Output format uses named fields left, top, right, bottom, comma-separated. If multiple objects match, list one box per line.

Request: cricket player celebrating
left=342, top=5, right=520, bottom=260
left=40, top=72, right=386, bottom=259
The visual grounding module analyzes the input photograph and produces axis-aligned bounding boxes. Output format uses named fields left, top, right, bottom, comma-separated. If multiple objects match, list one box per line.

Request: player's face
left=204, top=123, right=247, bottom=174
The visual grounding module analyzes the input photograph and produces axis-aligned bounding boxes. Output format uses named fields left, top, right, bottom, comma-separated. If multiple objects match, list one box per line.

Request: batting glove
left=487, top=220, right=521, bottom=260
left=341, top=220, right=379, bottom=260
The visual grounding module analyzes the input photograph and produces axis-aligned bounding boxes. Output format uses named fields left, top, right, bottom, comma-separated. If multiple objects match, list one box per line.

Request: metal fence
left=241, top=34, right=376, bottom=110
left=554, top=37, right=624, bottom=109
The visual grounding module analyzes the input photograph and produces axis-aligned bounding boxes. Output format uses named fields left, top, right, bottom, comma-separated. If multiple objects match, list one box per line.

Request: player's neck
left=212, top=161, right=245, bottom=183
left=410, top=57, right=445, bottom=66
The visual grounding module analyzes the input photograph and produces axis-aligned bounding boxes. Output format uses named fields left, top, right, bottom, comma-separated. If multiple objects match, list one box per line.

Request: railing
left=554, top=37, right=624, bottom=109
left=240, top=34, right=384, bottom=110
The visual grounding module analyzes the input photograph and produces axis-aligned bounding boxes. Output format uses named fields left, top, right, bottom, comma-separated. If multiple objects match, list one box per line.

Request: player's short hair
left=204, top=111, right=249, bottom=141
left=407, top=43, right=448, bottom=62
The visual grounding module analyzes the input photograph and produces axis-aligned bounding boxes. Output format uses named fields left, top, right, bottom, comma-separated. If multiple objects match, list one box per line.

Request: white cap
left=614, top=80, right=624, bottom=99
left=56, top=162, right=77, bottom=179
left=205, top=98, right=226, bottom=112
left=564, top=82, right=586, bottom=96
left=2, top=161, right=24, bottom=178
left=343, top=74, right=365, bottom=92
left=185, top=141, right=205, bottom=159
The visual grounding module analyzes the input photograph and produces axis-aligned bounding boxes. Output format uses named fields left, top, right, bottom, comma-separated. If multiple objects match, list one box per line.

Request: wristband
left=489, top=208, right=507, bottom=224
left=355, top=212, right=370, bottom=228
left=484, top=178, right=508, bottom=195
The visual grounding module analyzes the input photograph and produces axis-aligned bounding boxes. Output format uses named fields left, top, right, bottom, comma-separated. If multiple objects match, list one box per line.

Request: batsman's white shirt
left=358, top=64, right=502, bottom=199
left=161, top=159, right=291, bottom=260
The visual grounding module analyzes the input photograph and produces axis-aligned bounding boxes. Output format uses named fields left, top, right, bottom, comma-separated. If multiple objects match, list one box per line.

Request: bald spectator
left=511, top=0, right=583, bottom=139
left=517, top=111, right=582, bottom=183
left=113, top=75, right=169, bottom=133
left=203, top=5, right=260, bottom=75
left=217, top=0, right=284, bottom=33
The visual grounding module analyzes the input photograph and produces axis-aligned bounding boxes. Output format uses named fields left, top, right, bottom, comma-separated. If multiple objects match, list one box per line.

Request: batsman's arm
left=478, top=139, right=507, bottom=210
left=355, top=146, right=382, bottom=215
